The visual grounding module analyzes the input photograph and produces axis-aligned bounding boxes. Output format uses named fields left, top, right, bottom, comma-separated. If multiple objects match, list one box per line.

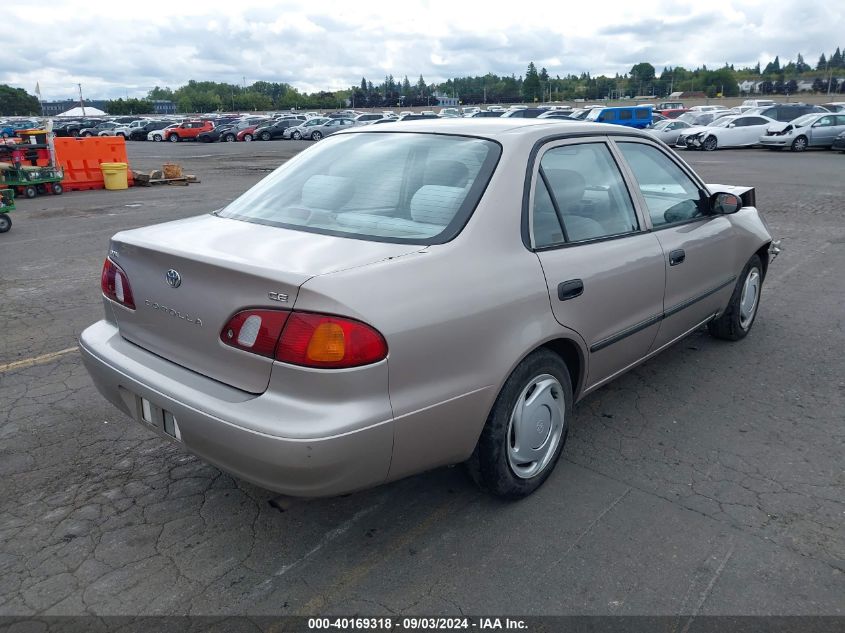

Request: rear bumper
left=79, top=320, right=394, bottom=497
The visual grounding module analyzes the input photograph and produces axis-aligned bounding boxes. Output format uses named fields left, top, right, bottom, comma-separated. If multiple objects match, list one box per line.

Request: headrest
left=543, top=169, right=586, bottom=210
left=424, top=160, right=470, bottom=188
left=410, top=185, right=466, bottom=226
left=301, top=174, right=354, bottom=211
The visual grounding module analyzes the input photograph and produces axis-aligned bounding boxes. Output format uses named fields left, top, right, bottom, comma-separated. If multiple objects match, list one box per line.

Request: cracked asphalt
left=1, top=139, right=843, bottom=617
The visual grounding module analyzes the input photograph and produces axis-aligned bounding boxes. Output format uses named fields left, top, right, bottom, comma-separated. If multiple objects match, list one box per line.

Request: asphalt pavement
left=0, top=138, right=843, bottom=618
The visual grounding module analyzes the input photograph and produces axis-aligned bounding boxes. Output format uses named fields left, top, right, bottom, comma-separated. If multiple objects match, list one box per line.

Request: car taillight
left=276, top=312, right=388, bottom=369
left=220, top=309, right=290, bottom=358
left=101, top=258, right=135, bottom=309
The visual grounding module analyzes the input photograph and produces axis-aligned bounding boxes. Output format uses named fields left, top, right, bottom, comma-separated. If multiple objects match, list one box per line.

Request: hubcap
left=506, top=374, right=566, bottom=479
left=739, top=268, right=760, bottom=330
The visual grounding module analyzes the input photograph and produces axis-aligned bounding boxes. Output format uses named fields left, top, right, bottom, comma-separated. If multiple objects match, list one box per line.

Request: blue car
left=586, top=106, right=653, bottom=129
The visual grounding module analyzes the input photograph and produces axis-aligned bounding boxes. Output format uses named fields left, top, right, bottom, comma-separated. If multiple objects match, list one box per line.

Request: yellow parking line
left=0, top=347, right=79, bottom=373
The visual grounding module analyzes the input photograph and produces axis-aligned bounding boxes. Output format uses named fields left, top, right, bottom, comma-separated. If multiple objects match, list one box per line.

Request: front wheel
left=260, top=132, right=271, bottom=141
left=708, top=254, right=763, bottom=341
left=243, top=133, right=253, bottom=142
left=23, top=186, right=37, bottom=199
left=168, top=134, right=180, bottom=143
left=466, top=349, right=571, bottom=498
left=702, top=135, right=718, bottom=151
left=791, top=135, right=808, bottom=152
left=51, top=182, right=63, bottom=195
left=224, top=134, right=236, bottom=142
left=0, top=214, right=10, bottom=233
left=292, top=130, right=302, bottom=140
left=152, top=134, right=163, bottom=142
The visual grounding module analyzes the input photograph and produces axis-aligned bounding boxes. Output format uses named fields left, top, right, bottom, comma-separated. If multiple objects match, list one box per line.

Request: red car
left=235, top=122, right=270, bottom=142
left=655, top=102, right=688, bottom=119
left=166, top=120, right=214, bottom=142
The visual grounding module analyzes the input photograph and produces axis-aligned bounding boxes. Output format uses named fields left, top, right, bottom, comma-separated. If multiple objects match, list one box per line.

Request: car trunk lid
left=108, top=214, right=422, bottom=393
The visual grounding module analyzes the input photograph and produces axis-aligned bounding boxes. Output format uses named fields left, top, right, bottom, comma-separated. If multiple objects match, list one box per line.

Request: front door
left=615, top=140, right=738, bottom=350
left=529, top=139, right=666, bottom=389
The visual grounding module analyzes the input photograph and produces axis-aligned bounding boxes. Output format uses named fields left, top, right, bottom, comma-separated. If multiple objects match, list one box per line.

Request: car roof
left=334, top=118, right=653, bottom=144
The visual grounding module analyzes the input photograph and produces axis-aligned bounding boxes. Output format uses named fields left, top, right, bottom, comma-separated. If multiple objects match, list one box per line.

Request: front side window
left=531, top=143, right=639, bottom=247
left=218, top=132, right=500, bottom=244
left=617, top=142, right=704, bottom=228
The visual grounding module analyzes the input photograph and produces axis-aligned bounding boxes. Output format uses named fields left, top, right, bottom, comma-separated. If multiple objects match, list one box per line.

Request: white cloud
left=3, top=0, right=843, bottom=99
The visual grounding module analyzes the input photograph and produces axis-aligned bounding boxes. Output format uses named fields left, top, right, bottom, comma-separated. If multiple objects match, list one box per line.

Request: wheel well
left=755, top=244, right=770, bottom=280
left=541, top=338, right=583, bottom=398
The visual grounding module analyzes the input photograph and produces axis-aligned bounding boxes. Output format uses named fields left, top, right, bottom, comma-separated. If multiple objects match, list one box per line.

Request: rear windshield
left=217, top=132, right=501, bottom=244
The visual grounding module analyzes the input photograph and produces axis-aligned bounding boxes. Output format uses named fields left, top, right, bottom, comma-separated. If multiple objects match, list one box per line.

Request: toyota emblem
left=165, top=269, right=182, bottom=288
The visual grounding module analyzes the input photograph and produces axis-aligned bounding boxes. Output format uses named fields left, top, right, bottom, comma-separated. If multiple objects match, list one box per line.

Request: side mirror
left=727, top=123, right=736, bottom=128
left=711, top=192, right=742, bottom=214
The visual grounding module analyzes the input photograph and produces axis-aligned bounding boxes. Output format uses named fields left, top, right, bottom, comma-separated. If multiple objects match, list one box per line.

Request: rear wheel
left=224, top=133, right=236, bottom=142
left=311, top=131, right=323, bottom=140
left=791, top=135, right=808, bottom=152
left=152, top=134, right=163, bottom=142
left=260, top=132, right=271, bottom=141
left=23, top=186, right=37, bottom=199
left=466, top=349, right=571, bottom=498
left=708, top=254, right=763, bottom=341
left=292, top=130, right=302, bottom=140
left=51, top=182, right=63, bottom=195
left=0, top=214, right=10, bottom=233
left=243, top=133, right=253, bottom=142
left=168, top=134, right=180, bottom=143
left=702, top=135, right=718, bottom=151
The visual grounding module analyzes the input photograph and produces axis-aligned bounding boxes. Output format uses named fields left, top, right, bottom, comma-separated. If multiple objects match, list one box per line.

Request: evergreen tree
left=817, top=53, right=827, bottom=70
left=796, top=53, right=808, bottom=73
left=522, top=62, right=541, bottom=101
left=832, top=47, right=843, bottom=68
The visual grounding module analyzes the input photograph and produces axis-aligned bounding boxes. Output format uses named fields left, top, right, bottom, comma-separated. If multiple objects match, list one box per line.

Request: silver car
left=80, top=120, right=777, bottom=499
left=758, top=112, right=845, bottom=151
left=282, top=117, right=331, bottom=140
left=645, top=119, right=692, bottom=145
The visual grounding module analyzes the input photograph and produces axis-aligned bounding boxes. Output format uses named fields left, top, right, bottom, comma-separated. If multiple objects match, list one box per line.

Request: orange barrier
left=53, top=137, right=134, bottom=191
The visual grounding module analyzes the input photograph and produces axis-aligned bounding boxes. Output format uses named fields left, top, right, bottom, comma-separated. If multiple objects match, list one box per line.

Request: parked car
left=254, top=118, right=303, bottom=140
left=742, top=99, right=776, bottom=108
left=353, top=113, right=389, bottom=125
left=644, top=119, right=693, bottom=145
left=821, top=102, right=845, bottom=113
left=197, top=125, right=233, bottom=143
left=470, top=111, right=505, bottom=118
left=282, top=117, right=331, bottom=139
left=536, top=111, right=578, bottom=120
left=675, top=111, right=731, bottom=127
left=129, top=120, right=173, bottom=141
left=236, top=120, right=274, bottom=142
left=586, top=106, right=653, bottom=129
left=299, top=117, right=356, bottom=140
left=80, top=119, right=777, bottom=499
left=758, top=113, right=845, bottom=151
left=103, top=120, right=150, bottom=138
left=220, top=118, right=269, bottom=142
left=676, top=114, right=777, bottom=150
left=746, top=103, right=827, bottom=123
left=167, top=120, right=214, bottom=142
left=501, top=108, right=547, bottom=118
left=148, top=124, right=179, bottom=142
left=55, top=120, right=103, bottom=137
left=395, top=113, right=441, bottom=121
left=439, top=108, right=462, bottom=118
left=655, top=101, right=684, bottom=112
left=79, top=121, right=119, bottom=137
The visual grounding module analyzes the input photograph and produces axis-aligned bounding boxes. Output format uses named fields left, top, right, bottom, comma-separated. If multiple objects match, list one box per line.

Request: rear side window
left=531, top=143, right=639, bottom=247
left=619, top=110, right=632, bottom=120
left=218, top=133, right=500, bottom=244
left=636, top=109, right=650, bottom=119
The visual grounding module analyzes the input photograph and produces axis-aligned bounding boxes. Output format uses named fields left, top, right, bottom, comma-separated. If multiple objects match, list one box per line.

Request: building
left=152, top=100, right=176, bottom=114
left=432, top=91, right=458, bottom=107
left=41, top=99, right=109, bottom=116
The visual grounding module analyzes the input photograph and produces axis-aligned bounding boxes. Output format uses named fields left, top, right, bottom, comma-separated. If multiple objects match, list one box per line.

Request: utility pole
left=78, top=83, right=85, bottom=116
left=826, top=60, right=833, bottom=96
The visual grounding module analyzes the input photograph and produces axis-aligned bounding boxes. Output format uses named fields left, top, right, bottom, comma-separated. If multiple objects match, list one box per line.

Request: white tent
left=57, top=106, right=107, bottom=117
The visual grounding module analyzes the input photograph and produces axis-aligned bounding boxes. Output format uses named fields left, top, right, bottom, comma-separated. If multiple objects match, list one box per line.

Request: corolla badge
left=165, top=269, right=182, bottom=288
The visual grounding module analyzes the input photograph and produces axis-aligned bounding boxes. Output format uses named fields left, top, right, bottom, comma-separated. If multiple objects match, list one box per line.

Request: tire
left=311, top=131, right=323, bottom=141
left=243, top=134, right=253, bottom=142
left=791, top=135, right=808, bottom=152
left=168, top=134, right=180, bottom=143
left=292, top=130, right=302, bottom=140
left=708, top=254, right=763, bottom=341
left=117, top=133, right=126, bottom=139
left=81, top=132, right=92, bottom=137
left=466, top=349, right=572, bottom=498
left=224, top=134, right=236, bottom=142
left=702, top=135, right=718, bottom=151
left=152, top=134, right=163, bottom=142
left=0, top=214, right=10, bottom=233
left=260, top=132, right=271, bottom=141
left=51, top=182, right=63, bottom=195
left=24, top=186, right=37, bottom=199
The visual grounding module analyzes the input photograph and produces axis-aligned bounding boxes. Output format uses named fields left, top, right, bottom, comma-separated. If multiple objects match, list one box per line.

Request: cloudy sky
left=3, top=0, right=842, bottom=100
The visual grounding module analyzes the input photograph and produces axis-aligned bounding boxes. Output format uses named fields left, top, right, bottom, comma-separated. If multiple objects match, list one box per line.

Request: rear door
left=529, top=138, right=665, bottom=389
left=614, top=140, right=738, bottom=351
left=808, top=115, right=841, bottom=146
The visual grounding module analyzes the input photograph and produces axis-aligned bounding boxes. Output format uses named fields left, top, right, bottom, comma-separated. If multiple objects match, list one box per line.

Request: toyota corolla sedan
left=80, top=119, right=778, bottom=499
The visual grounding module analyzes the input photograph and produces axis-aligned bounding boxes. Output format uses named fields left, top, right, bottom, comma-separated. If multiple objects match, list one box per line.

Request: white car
left=102, top=119, right=149, bottom=138
left=676, top=114, right=777, bottom=150
left=353, top=113, right=389, bottom=126
left=147, top=124, right=178, bottom=142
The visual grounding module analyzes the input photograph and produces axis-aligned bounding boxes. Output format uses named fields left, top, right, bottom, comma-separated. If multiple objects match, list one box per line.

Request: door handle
left=557, top=279, right=584, bottom=301
left=669, top=249, right=686, bottom=266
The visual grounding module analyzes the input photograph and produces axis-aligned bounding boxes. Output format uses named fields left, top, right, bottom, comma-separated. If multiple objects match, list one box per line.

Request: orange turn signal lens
left=306, top=323, right=346, bottom=362
left=275, top=312, right=388, bottom=368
